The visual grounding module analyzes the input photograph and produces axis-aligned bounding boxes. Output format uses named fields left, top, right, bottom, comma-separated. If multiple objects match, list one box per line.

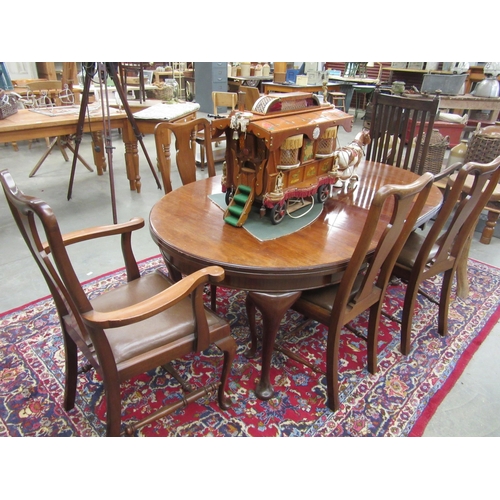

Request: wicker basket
left=464, top=128, right=500, bottom=164
left=416, top=129, right=449, bottom=175
left=152, top=84, right=174, bottom=101
left=0, top=91, right=19, bottom=120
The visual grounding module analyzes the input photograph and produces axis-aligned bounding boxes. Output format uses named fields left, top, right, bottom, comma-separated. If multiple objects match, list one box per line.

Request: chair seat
left=91, top=271, right=228, bottom=366
left=396, top=231, right=440, bottom=270
left=449, top=172, right=500, bottom=202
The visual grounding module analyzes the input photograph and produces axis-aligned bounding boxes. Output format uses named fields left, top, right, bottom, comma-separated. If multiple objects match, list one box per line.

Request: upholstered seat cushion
left=90, top=270, right=227, bottom=365
left=449, top=172, right=500, bottom=202
left=297, top=274, right=364, bottom=321
left=397, top=231, right=440, bottom=270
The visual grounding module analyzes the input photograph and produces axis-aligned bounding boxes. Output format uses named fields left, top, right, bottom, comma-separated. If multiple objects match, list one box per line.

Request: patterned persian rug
left=1, top=255, right=500, bottom=437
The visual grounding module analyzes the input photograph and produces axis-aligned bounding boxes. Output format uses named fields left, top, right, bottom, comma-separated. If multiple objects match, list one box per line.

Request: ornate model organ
left=212, top=92, right=353, bottom=226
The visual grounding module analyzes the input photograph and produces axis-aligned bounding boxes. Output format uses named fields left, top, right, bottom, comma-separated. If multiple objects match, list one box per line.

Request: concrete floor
left=1, top=106, right=499, bottom=437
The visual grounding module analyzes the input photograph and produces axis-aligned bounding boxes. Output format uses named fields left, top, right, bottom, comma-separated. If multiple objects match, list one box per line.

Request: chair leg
left=104, top=377, right=122, bottom=437
left=367, top=301, right=384, bottom=374
left=400, top=276, right=421, bottom=356
left=437, top=269, right=454, bottom=337
left=326, top=322, right=343, bottom=412
left=215, top=335, right=237, bottom=410
left=200, top=144, right=206, bottom=171
left=62, top=330, right=78, bottom=411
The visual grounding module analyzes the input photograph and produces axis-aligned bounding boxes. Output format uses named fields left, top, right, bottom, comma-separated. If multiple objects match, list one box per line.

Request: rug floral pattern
left=1, top=257, right=499, bottom=437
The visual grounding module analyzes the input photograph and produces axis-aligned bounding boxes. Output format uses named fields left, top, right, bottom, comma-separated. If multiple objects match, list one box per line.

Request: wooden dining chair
left=197, top=91, right=238, bottom=170
left=239, top=86, right=261, bottom=110
left=154, top=119, right=218, bottom=310
left=388, top=156, right=500, bottom=356
left=154, top=118, right=216, bottom=194
left=1, top=169, right=236, bottom=437
left=247, top=172, right=434, bottom=411
left=366, top=88, right=440, bottom=175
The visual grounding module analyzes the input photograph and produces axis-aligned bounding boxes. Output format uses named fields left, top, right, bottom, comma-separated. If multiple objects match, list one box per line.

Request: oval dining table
left=149, top=160, right=443, bottom=400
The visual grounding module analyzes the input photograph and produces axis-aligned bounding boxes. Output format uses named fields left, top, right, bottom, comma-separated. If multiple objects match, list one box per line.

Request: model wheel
left=270, top=202, right=286, bottom=225
left=317, top=184, right=331, bottom=203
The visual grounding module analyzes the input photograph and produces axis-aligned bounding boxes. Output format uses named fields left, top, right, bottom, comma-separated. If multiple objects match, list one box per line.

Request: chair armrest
left=81, top=265, right=225, bottom=329
left=434, top=161, right=463, bottom=182
left=57, top=217, right=145, bottom=247
left=42, top=217, right=145, bottom=282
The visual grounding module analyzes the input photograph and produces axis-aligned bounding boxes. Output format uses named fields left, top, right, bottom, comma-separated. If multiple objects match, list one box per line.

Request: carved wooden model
left=212, top=92, right=353, bottom=226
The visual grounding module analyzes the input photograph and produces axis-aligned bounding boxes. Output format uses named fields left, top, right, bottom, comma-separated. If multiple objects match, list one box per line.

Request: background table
left=149, top=161, right=443, bottom=399
left=438, top=94, right=500, bottom=122
left=0, top=103, right=199, bottom=193
left=0, top=108, right=128, bottom=176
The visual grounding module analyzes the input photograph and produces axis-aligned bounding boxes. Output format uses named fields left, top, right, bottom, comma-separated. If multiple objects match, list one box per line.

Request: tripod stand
left=67, top=63, right=161, bottom=223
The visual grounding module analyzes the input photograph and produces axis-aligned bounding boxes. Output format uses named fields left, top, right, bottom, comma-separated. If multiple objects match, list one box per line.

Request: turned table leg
left=245, top=291, right=301, bottom=400
left=91, top=131, right=106, bottom=175
left=122, top=121, right=141, bottom=193
left=479, top=209, right=500, bottom=245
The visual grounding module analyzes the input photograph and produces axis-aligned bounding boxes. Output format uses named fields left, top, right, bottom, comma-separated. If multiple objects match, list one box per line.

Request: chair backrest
left=228, top=80, right=241, bottom=93
left=212, top=91, right=237, bottom=115
left=366, top=88, right=439, bottom=175
left=0, top=169, right=106, bottom=368
left=239, top=86, right=261, bottom=111
left=332, top=172, right=434, bottom=318
left=154, top=118, right=216, bottom=193
left=406, top=156, right=500, bottom=273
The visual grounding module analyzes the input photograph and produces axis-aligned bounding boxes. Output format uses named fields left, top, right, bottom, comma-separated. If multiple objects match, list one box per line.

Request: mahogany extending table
left=149, top=160, right=443, bottom=400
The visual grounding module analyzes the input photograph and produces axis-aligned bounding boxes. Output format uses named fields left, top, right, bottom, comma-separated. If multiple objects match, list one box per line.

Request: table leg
left=122, top=121, right=141, bottom=193
left=91, top=131, right=106, bottom=175
left=245, top=290, right=302, bottom=400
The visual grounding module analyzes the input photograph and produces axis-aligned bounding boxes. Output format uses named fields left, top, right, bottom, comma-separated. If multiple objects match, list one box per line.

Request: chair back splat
left=154, top=117, right=216, bottom=193
left=212, top=91, right=238, bottom=115
left=366, top=88, right=439, bottom=175
left=250, top=171, right=434, bottom=412
left=155, top=118, right=219, bottom=311
left=0, top=169, right=235, bottom=436
left=392, top=155, right=500, bottom=355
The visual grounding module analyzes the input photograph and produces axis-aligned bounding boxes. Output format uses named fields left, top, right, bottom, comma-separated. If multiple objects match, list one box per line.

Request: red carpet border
left=1, top=256, right=499, bottom=437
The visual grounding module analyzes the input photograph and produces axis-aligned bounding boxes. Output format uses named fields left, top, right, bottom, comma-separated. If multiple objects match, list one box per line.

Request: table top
left=132, top=101, right=200, bottom=122
left=0, top=108, right=128, bottom=143
left=229, top=76, right=273, bottom=82
left=437, top=93, right=500, bottom=108
left=149, top=161, right=443, bottom=293
left=330, top=76, right=379, bottom=85
left=0, top=107, right=127, bottom=133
